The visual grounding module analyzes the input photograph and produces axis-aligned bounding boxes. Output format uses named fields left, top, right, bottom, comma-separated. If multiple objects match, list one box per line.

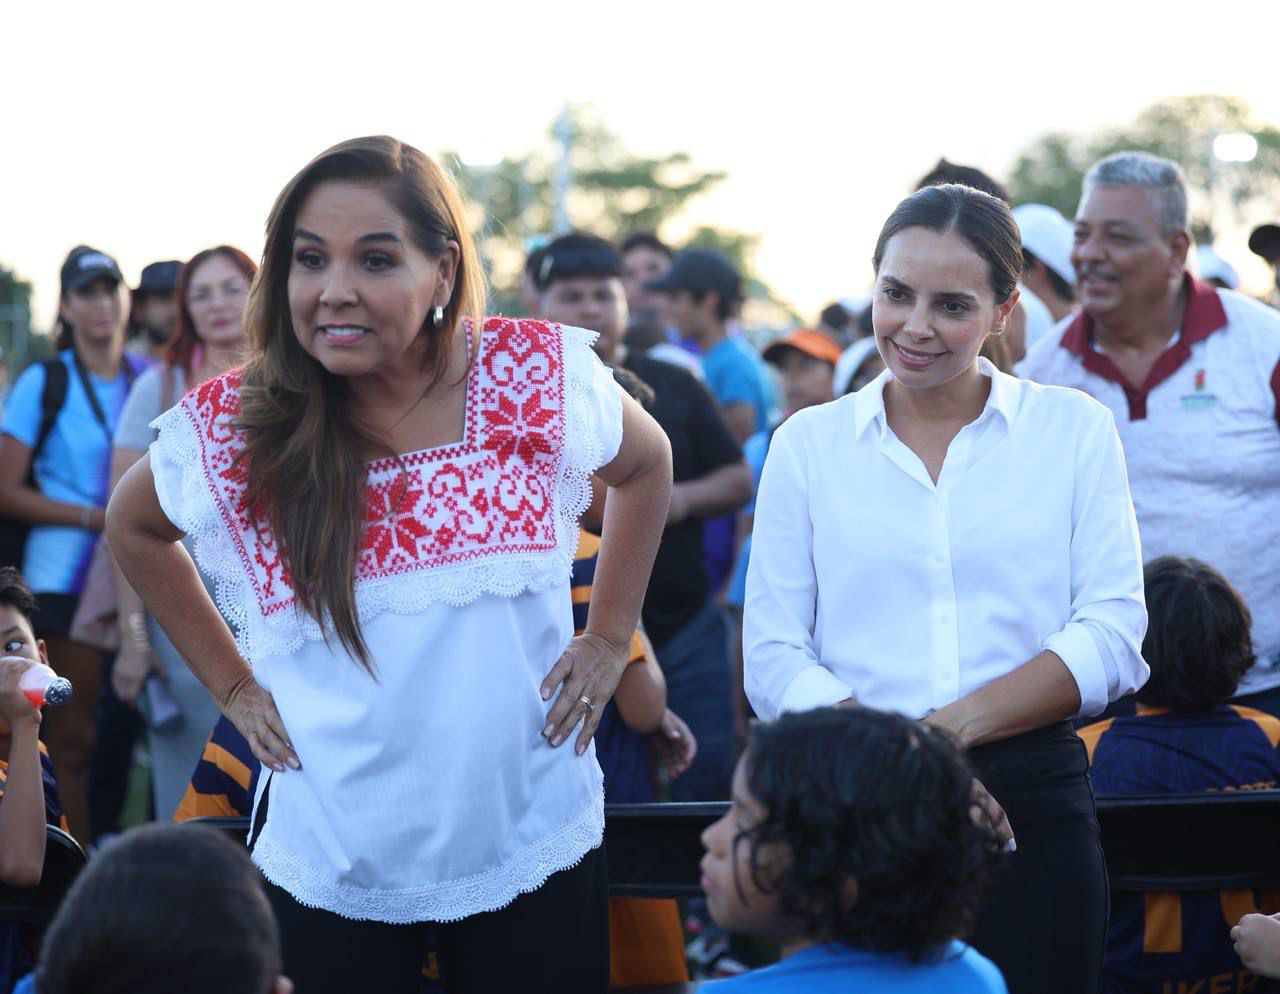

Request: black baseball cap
left=1248, top=224, right=1280, bottom=263
left=60, top=245, right=124, bottom=295
left=643, top=247, right=741, bottom=301
left=136, top=260, right=182, bottom=295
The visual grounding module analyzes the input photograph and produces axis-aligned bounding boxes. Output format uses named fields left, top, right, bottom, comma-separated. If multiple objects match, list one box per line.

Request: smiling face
left=1072, top=184, right=1188, bottom=325
left=872, top=227, right=1016, bottom=392
left=186, top=253, right=251, bottom=349
left=700, top=753, right=791, bottom=940
left=288, top=180, right=458, bottom=380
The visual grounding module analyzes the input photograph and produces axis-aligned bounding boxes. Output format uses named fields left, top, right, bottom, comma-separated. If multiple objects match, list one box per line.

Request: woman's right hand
left=971, top=778, right=1015, bottom=849
left=111, top=641, right=157, bottom=706
left=220, top=673, right=300, bottom=773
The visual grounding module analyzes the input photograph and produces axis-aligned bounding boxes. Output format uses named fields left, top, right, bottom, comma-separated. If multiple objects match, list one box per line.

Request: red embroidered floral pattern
left=182, top=318, right=567, bottom=618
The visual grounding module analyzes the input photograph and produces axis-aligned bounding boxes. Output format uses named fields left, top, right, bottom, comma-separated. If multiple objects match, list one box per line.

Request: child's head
left=1136, top=555, right=1255, bottom=711
left=37, top=824, right=291, bottom=994
left=0, top=567, right=45, bottom=666
left=701, top=707, right=995, bottom=961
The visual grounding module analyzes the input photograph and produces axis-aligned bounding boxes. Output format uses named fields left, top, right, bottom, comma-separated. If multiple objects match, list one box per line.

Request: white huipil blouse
left=148, top=319, right=624, bottom=923
left=744, top=359, right=1150, bottom=723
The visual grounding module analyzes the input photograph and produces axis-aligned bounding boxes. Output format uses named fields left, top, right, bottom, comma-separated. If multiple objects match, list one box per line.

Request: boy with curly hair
left=699, top=706, right=1007, bottom=992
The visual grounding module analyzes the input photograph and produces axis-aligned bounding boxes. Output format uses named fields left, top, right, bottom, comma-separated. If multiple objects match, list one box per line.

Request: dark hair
left=38, top=824, right=282, bottom=994
left=611, top=365, right=655, bottom=409
left=0, top=567, right=37, bottom=624
left=818, top=302, right=853, bottom=333
left=535, top=233, right=621, bottom=292
left=915, top=158, right=1011, bottom=205
left=1022, top=249, right=1076, bottom=303
left=873, top=184, right=1023, bottom=305
left=1137, top=556, right=1255, bottom=711
left=620, top=231, right=673, bottom=260
left=738, top=707, right=996, bottom=961
left=165, top=246, right=258, bottom=379
left=237, top=135, right=486, bottom=670
left=523, top=245, right=548, bottom=281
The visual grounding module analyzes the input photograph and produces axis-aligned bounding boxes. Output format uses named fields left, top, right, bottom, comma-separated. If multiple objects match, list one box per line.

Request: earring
left=432, top=305, right=444, bottom=328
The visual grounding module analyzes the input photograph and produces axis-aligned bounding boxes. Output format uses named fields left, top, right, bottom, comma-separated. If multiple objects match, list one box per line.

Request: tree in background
left=1008, top=95, right=1280, bottom=242
left=0, top=265, right=41, bottom=374
left=444, top=105, right=797, bottom=324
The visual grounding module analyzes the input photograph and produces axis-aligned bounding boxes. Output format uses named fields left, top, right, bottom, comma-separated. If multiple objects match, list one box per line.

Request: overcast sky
left=5, top=0, right=1278, bottom=328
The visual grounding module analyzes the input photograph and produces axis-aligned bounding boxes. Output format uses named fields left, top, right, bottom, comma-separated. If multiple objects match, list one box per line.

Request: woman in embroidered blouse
left=107, top=136, right=672, bottom=994
left=743, top=185, right=1149, bottom=994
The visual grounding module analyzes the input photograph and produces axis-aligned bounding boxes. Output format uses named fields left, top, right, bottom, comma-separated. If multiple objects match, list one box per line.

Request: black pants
left=255, top=782, right=610, bottom=994
left=967, top=721, right=1109, bottom=994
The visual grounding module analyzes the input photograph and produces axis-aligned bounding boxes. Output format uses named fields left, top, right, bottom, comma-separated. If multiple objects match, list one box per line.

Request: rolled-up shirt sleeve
left=1041, top=407, right=1149, bottom=717
left=743, top=420, right=851, bottom=720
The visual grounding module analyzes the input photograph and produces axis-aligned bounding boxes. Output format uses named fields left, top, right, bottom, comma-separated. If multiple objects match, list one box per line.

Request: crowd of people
left=0, top=133, right=1278, bottom=994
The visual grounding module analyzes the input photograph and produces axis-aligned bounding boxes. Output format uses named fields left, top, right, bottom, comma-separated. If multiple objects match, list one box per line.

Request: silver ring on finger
left=579, top=694, right=599, bottom=712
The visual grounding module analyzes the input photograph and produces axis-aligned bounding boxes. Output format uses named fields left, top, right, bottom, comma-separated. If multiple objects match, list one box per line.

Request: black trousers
left=967, top=721, right=1109, bottom=994
left=253, top=775, right=610, bottom=994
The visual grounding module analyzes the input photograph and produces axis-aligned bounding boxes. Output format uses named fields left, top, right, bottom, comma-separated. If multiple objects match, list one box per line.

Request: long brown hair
left=236, top=136, right=486, bottom=669
left=165, top=246, right=258, bottom=380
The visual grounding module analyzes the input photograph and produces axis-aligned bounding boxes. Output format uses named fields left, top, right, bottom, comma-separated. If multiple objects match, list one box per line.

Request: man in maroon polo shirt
left=1019, top=150, right=1280, bottom=715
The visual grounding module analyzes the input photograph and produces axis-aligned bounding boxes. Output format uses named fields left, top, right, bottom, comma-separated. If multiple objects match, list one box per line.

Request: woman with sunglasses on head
left=0, top=246, right=146, bottom=844
left=744, top=184, right=1149, bottom=994
left=108, top=136, right=672, bottom=993
left=110, top=245, right=257, bottom=821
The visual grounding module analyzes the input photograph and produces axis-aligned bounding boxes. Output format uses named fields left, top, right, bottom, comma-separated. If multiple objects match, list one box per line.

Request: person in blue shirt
left=699, top=707, right=1008, bottom=993
left=0, top=245, right=145, bottom=844
left=645, top=248, right=770, bottom=599
left=1080, top=556, right=1280, bottom=994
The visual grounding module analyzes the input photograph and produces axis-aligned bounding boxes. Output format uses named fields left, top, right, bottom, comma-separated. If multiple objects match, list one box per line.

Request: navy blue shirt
left=1081, top=705, right=1280, bottom=994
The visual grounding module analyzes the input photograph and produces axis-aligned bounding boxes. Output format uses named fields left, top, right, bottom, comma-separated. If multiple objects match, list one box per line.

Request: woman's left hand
left=540, top=633, right=631, bottom=755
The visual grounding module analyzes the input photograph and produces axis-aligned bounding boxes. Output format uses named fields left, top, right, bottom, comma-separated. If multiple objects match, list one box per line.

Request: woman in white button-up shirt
left=745, top=184, right=1148, bottom=994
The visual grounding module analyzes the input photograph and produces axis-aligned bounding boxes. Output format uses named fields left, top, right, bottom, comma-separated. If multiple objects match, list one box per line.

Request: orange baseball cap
left=762, top=328, right=844, bottom=367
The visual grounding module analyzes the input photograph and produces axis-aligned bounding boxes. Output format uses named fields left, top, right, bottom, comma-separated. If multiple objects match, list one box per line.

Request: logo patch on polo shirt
left=1181, top=368, right=1218, bottom=410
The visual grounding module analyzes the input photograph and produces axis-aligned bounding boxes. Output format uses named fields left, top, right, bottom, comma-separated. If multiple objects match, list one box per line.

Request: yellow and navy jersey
left=1080, top=704, right=1280, bottom=994
left=0, top=739, right=69, bottom=835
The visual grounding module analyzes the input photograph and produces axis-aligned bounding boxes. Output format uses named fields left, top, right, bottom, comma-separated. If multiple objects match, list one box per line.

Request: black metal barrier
left=0, top=826, right=86, bottom=926
left=180, top=791, right=1280, bottom=897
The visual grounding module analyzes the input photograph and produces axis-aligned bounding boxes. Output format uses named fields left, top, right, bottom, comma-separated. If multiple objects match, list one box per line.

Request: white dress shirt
left=744, top=359, right=1149, bottom=722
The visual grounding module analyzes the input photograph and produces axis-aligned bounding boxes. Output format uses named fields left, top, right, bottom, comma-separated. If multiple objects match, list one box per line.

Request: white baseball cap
left=1193, top=245, right=1239, bottom=290
left=1012, top=204, right=1076, bottom=287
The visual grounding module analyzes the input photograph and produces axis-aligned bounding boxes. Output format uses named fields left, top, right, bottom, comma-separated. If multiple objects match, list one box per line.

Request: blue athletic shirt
left=702, top=337, right=771, bottom=436
left=0, top=350, right=143, bottom=593
left=703, top=940, right=1007, bottom=993
left=1081, top=705, right=1280, bottom=994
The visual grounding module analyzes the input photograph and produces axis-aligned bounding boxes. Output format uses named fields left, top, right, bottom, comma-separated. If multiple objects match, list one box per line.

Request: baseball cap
left=1012, top=204, right=1076, bottom=286
left=136, top=260, right=182, bottom=295
left=643, top=248, right=741, bottom=301
left=763, top=328, right=843, bottom=367
left=1193, top=246, right=1239, bottom=290
left=1248, top=224, right=1280, bottom=263
left=60, top=245, right=124, bottom=295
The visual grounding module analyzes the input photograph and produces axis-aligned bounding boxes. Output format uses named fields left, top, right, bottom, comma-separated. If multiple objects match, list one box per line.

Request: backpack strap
left=32, top=358, right=69, bottom=462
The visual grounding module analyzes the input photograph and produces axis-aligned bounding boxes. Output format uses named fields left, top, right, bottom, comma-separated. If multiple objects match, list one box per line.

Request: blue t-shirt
left=724, top=429, right=770, bottom=608
left=702, top=337, right=771, bottom=436
left=0, top=350, right=142, bottom=593
left=704, top=941, right=1007, bottom=993
left=1080, top=705, right=1280, bottom=994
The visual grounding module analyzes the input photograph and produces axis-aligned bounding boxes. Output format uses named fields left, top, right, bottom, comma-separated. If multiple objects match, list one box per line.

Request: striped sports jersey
left=1, top=739, right=69, bottom=993
left=1080, top=705, right=1280, bottom=994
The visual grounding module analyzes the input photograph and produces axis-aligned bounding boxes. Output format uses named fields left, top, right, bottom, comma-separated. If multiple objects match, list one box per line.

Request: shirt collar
left=852, top=356, right=1019, bottom=440
left=1058, top=273, right=1228, bottom=356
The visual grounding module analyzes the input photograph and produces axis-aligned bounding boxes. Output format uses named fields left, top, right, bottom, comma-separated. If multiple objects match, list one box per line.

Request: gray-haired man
left=1018, top=151, right=1280, bottom=714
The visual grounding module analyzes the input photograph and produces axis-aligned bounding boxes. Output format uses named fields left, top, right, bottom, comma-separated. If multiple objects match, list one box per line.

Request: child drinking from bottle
left=0, top=566, right=71, bottom=992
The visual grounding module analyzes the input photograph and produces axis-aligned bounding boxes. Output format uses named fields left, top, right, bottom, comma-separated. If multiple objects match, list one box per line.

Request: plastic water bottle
left=12, top=660, right=73, bottom=708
